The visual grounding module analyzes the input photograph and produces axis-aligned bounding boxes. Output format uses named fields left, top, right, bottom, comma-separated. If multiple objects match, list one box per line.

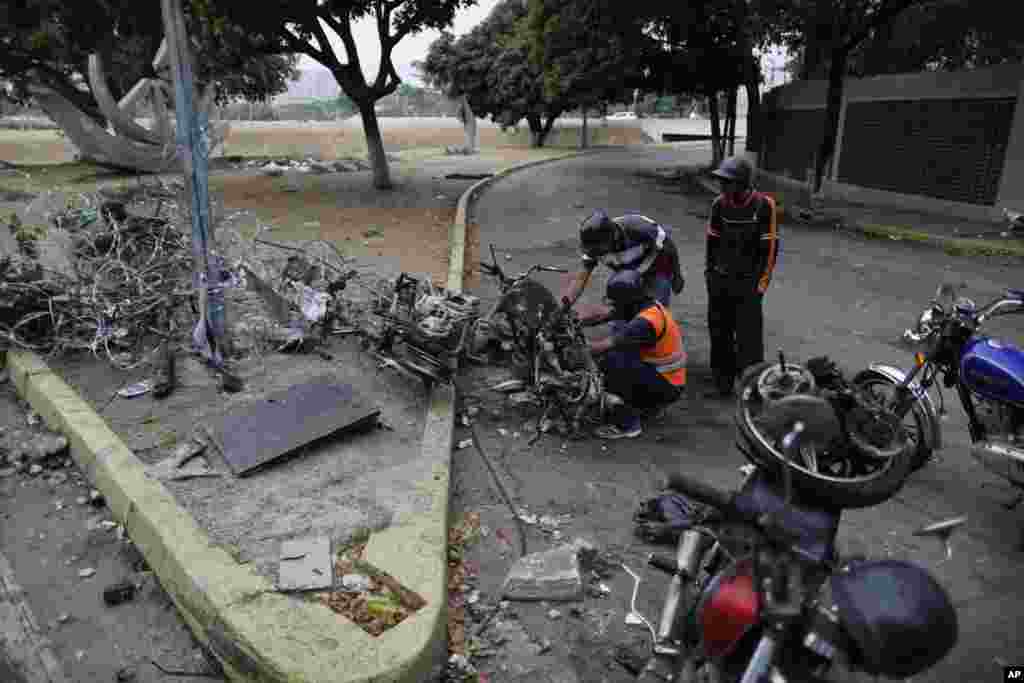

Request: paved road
left=452, top=146, right=1024, bottom=682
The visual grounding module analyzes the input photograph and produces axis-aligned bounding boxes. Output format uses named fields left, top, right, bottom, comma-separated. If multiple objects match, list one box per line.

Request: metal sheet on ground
left=210, top=375, right=380, bottom=476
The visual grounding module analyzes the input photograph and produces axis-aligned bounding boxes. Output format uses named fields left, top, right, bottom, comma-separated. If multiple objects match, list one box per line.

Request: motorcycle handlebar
left=665, top=473, right=735, bottom=512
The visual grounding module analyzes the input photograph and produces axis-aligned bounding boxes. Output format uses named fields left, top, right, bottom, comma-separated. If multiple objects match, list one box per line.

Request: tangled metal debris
left=1, top=182, right=195, bottom=369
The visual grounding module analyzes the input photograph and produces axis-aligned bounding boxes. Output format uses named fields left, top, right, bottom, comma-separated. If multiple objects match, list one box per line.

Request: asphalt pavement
left=454, top=145, right=1024, bottom=682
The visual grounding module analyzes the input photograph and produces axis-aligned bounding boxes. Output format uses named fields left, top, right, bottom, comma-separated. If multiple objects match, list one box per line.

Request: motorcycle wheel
left=735, top=362, right=914, bottom=509
left=851, top=371, right=935, bottom=471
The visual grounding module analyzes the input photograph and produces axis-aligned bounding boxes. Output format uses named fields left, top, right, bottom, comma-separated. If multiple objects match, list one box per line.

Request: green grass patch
left=858, top=222, right=1024, bottom=258
left=0, top=161, right=137, bottom=195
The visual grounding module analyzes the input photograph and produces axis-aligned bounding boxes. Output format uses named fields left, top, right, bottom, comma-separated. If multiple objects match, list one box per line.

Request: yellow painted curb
left=5, top=349, right=451, bottom=683
left=447, top=148, right=609, bottom=293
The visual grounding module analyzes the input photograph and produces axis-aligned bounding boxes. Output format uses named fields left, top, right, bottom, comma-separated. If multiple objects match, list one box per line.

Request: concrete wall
left=997, top=78, right=1024, bottom=214
left=762, top=64, right=1024, bottom=222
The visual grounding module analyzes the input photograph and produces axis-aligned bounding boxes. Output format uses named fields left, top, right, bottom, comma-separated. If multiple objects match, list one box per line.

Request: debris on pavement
left=501, top=544, right=584, bottom=602
left=208, top=376, right=380, bottom=476
left=145, top=438, right=221, bottom=481
left=102, top=580, right=138, bottom=606
left=115, top=665, right=137, bottom=682
left=116, top=380, right=153, bottom=398
left=78, top=567, right=96, bottom=578
left=456, top=438, right=473, bottom=451
left=340, top=574, right=372, bottom=593
left=322, top=534, right=428, bottom=637
left=277, top=536, right=333, bottom=593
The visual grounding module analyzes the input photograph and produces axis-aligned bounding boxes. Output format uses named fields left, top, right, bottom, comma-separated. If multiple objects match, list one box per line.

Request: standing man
left=564, top=209, right=685, bottom=311
left=704, top=156, right=779, bottom=398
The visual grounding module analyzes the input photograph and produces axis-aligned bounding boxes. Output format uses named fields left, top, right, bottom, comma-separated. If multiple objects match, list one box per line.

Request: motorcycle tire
left=494, top=279, right=559, bottom=379
left=735, top=362, right=914, bottom=509
left=851, top=370, right=936, bottom=471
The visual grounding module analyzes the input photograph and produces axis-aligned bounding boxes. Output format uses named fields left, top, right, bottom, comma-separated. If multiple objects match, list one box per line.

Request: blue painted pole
left=160, top=0, right=229, bottom=363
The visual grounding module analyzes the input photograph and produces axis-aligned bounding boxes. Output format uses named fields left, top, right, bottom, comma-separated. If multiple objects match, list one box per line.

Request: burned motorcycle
left=360, top=272, right=480, bottom=386
left=859, top=282, right=1024, bottom=495
left=624, top=394, right=962, bottom=683
left=735, top=353, right=915, bottom=509
left=473, top=244, right=568, bottom=371
left=473, top=245, right=622, bottom=438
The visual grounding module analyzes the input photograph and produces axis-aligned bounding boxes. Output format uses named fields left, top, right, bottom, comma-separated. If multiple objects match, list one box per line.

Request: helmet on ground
left=606, top=269, right=650, bottom=307
left=580, top=209, right=617, bottom=254
left=712, top=156, right=754, bottom=188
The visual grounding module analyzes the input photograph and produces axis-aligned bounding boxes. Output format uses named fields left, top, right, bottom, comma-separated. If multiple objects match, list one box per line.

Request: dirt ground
left=0, top=384, right=221, bottom=683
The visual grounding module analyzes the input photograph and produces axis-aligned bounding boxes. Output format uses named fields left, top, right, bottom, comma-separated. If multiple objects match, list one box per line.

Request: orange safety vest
left=637, top=303, right=686, bottom=386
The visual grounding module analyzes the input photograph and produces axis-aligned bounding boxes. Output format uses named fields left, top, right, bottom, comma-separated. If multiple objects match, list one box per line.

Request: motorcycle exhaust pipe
left=970, top=441, right=1024, bottom=485
left=654, top=530, right=707, bottom=648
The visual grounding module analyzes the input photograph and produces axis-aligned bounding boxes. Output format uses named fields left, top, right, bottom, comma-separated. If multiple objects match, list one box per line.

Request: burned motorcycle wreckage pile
left=472, top=245, right=622, bottom=440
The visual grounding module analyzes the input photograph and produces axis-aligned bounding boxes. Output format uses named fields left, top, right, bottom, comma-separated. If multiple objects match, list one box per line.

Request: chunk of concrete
left=277, top=536, right=333, bottom=592
left=501, top=544, right=583, bottom=602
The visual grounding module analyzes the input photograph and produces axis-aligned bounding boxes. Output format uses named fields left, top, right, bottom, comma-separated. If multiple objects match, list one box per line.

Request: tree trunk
left=527, top=114, right=544, bottom=147
left=580, top=107, right=589, bottom=149
left=708, top=92, right=724, bottom=167
left=744, top=78, right=761, bottom=164
left=359, top=102, right=392, bottom=189
left=725, top=87, right=738, bottom=157
left=814, top=47, right=849, bottom=193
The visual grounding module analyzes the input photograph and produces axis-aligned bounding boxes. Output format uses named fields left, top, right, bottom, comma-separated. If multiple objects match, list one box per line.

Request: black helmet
left=712, top=156, right=754, bottom=187
left=606, top=269, right=650, bottom=307
left=580, top=209, right=617, bottom=254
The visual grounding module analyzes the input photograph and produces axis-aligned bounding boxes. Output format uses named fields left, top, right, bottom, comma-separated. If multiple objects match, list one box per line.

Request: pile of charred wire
left=1, top=180, right=481, bottom=391
left=0, top=182, right=197, bottom=369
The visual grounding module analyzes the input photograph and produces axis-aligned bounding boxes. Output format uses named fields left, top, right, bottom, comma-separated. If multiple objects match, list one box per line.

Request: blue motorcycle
left=853, top=283, right=1024, bottom=496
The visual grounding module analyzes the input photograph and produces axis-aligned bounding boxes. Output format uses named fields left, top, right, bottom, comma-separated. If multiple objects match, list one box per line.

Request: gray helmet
left=606, top=269, right=650, bottom=307
left=580, top=209, right=617, bottom=254
left=712, top=156, right=754, bottom=188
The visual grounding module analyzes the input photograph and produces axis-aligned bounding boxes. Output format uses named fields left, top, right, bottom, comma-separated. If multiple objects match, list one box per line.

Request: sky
left=297, top=0, right=501, bottom=84
left=297, top=1, right=790, bottom=85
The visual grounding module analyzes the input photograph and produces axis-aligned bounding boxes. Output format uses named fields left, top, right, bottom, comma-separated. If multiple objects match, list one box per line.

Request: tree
left=848, top=0, right=1024, bottom=75
left=0, top=0, right=297, bottom=127
left=773, top=0, right=964, bottom=192
left=420, top=0, right=565, bottom=147
left=517, top=0, right=649, bottom=147
left=637, top=0, right=785, bottom=166
left=199, top=0, right=478, bottom=189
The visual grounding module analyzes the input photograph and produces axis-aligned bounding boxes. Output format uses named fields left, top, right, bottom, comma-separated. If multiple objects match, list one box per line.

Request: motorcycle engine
left=973, top=393, right=1024, bottom=442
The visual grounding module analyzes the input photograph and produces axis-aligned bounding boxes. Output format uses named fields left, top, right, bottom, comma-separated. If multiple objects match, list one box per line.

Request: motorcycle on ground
left=734, top=353, right=916, bottom=509
left=624, top=394, right=964, bottom=683
left=856, top=282, right=1024, bottom=497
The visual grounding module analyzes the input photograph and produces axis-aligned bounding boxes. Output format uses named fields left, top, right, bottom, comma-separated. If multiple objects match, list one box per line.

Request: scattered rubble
left=277, top=536, right=333, bottom=593
left=255, top=157, right=372, bottom=176
left=102, top=580, right=137, bottom=606
left=501, top=544, right=584, bottom=602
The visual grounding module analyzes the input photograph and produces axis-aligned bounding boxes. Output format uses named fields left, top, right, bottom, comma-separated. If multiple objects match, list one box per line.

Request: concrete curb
left=6, top=349, right=452, bottom=683
left=447, top=147, right=616, bottom=292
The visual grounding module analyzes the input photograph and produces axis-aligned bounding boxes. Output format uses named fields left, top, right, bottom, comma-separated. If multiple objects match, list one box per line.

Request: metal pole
left=160, top=0, right=231, bottom=365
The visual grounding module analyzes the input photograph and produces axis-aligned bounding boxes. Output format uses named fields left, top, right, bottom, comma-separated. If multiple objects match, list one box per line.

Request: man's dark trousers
left=707, top=276, right=764, bottom=388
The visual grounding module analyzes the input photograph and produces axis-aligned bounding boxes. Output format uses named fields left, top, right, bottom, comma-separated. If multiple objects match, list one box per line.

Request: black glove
left=672, top=270, right=685, bottom=294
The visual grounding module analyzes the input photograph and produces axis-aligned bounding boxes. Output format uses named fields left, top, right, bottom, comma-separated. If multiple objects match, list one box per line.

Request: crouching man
left=588, top=270, right=686, bottom=440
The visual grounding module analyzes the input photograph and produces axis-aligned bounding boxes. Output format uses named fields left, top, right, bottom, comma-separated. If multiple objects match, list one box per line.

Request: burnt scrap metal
left=1, top=185, right=199, bottom=369
left=357, top=272, right=481, bottom=386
